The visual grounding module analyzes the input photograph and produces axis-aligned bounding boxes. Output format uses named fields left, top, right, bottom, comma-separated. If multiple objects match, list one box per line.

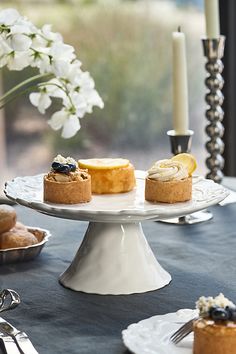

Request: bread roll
left=0, top=230, right=38, bottom=249
left=0, top=205, right=17, bottom=233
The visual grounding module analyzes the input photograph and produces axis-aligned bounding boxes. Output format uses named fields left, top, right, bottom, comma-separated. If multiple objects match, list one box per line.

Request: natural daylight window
left=0, top=0, right=207, bottom=189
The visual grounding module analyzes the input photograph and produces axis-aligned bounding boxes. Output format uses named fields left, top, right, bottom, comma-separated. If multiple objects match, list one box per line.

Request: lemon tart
left=44, top=155, right=91, bottom=204
left=78, top=158, right=135, bottom=194
left=145, top=153, right=197, bottom=203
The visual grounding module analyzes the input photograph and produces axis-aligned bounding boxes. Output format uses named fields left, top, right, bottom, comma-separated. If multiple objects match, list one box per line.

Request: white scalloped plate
left=122, top=309, right=198, bottom=354
left=4, top=171, right=229, bottom=222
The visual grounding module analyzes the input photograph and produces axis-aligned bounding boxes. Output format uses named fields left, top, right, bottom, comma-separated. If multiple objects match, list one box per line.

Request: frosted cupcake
left=145, top=154, right=196, bottom=204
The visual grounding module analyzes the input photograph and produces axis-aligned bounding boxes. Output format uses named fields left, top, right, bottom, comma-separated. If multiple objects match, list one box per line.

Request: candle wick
left=178, top=26, right=181, bottom=32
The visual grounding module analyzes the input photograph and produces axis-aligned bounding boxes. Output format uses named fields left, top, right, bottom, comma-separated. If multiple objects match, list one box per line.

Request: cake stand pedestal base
left=59, top=222, right=171, bottom=295
left=159, top=210, right=213, bottom=225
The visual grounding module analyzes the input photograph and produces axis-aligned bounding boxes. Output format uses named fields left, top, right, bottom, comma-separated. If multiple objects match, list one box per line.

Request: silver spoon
left=0, top=289, right=20, bottom=313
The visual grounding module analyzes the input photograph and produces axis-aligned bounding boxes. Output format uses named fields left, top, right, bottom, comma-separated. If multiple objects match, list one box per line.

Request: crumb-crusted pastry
left=0, top=229, right=38, bottom=249
left=78, top=158, right=135, bottom=194
left=0, top=205, right=17, bottom=234
left=145, top=154, right=196, bottom=203
left=193, top=293, right=236, bottom=354
left=44, top=155, right=91, bottom=204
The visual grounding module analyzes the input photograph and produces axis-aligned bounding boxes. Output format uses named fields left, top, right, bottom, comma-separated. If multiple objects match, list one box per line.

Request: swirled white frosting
left=147, top=159, right=188, bottom=181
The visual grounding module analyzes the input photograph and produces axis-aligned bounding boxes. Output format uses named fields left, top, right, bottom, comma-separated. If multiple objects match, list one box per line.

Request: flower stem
left=0, top=84, right=41, bottom=110
left=0, top=72, right=52, bottom=106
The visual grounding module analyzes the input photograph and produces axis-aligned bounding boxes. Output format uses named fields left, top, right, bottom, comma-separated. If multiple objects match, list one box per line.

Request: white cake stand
left=5, top=172, right=229, bottom=295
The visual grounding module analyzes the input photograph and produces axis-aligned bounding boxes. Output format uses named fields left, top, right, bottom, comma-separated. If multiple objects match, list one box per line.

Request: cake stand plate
left=4, top=172, right=229, bottom=295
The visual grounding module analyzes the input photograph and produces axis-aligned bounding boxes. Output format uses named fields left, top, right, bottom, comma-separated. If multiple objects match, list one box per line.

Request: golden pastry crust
left=145, top=176, right=192, bottom=203
left=193, top=318, right=236, bottom=354
left=0, top=205, right=17, bottom=234
left=79, top=163, right=136, bottom=194
left=0, top=230, right=38, bottom=249
left=44, top=170, right=91, bottom=204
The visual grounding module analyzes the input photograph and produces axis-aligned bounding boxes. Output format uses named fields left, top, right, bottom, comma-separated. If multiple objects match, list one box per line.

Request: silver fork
left=170, top=317, right=198, bottom=344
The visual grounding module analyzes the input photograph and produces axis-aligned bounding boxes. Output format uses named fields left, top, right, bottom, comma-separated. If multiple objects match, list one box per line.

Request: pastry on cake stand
left=164, top=130, right=213, bottom=224
left=4, top=171, right=228, bottom=295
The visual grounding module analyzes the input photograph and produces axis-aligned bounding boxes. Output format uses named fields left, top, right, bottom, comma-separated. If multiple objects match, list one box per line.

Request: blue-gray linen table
left=0, top=177, right=236, bottom=354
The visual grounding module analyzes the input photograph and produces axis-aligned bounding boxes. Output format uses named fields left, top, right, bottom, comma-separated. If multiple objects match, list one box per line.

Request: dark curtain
left=220, top=0, right=236, bottom=176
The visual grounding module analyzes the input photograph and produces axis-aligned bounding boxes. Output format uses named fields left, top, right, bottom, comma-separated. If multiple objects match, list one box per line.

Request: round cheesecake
left=78, top=158, right=136, bottom=194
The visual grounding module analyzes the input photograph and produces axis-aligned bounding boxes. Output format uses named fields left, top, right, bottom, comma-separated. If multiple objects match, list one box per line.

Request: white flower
left=77, top=71, right=95, bottom=90
left=41, top=24, right=62, bottom=43
left=50, top=42, right=75, bottom=61
left=0, top=7, right=104, bottom=138
left=10, top=33, right=32, bottom=51
left=29, top=91, right=52, bottom=114
left=30, top=48, right=51, bottom=73
left=61, top=114, right=81, bottom=138
left=48, top=109, right=81, bottom=138
left=0, top=8, right=20, bottom=26
left=57, top=59, right=82, bottom=83
left=50, top=42, right=76, bottom=76
left=7, top=51, right=31, bottom=70
left=9, top=23, right=34, bottom=51
left=0, top=38, right=12, bottom=67
left=69, top=92, right=88, bottom=118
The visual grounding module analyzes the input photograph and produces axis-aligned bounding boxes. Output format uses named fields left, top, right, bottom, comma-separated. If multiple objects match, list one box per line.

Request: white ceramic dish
left=4, top=172, right=229, bottom=222
left=122, top=309, right=198, bottom=354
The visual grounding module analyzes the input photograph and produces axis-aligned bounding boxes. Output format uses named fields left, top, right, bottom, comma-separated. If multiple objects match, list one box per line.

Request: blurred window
left=0, top=0, right=207, bottom=178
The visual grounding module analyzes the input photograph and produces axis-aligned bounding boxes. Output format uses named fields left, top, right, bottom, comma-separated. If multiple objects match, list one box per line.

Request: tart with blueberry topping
left=44, top=155, right=91, bottom=204
left=193, top=293, right=236, bottom=354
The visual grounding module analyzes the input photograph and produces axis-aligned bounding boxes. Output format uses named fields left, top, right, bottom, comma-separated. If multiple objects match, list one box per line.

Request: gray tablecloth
left=0, top=191, right=236, bottom=353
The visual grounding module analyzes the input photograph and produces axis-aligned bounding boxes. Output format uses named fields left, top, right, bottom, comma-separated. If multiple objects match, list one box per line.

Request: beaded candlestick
left=202, top=36, right=225, bottom=183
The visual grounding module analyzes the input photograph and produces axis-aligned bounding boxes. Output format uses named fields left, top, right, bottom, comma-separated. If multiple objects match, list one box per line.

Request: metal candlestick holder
left=159, top=130, right=213, bottom=225
left=202, top=36, right=225, bottom=183
left=167, top=129, right=194, bottom=155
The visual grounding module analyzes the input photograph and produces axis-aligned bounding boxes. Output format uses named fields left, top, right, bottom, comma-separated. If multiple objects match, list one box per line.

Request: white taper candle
left=172, top=28, right=189, bottom=135
left=204, top=0, right=220, bottom=38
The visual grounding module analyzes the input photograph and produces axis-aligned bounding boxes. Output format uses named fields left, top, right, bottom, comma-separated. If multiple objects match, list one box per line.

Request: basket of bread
left=0, top=204, right=50, bottom=264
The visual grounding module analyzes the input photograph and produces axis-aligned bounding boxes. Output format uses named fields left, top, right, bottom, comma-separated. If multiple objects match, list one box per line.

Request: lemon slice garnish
left=171, top=153, right=197, bottom=175
left=78, top=158, right=130, bottom=170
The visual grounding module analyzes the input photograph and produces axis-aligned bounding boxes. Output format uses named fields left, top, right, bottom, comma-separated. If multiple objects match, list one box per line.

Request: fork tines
left=170, top=317, right=198, bottom=344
